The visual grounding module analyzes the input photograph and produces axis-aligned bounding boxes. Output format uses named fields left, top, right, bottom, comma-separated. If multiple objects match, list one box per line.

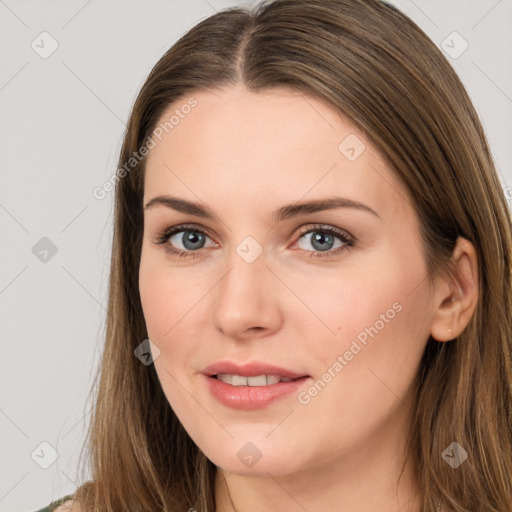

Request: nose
left=211, top=248, right=283, bottom=340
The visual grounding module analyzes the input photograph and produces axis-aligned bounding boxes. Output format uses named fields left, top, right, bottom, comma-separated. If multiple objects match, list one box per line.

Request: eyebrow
left=144, top=195, right=380, bottom=222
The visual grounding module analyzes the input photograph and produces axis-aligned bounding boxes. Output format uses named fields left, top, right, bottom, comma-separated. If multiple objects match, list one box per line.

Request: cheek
left=298, top=250, right=431, bottom=374
left=139, top=266, right=170, bottom=338
left=291, top=273, right=430, bottom=440
left=138, top=253, right=213, bottom=406
left=138, top=258, right=202, bottom=411
left=139, top=253, right=200, bottom=340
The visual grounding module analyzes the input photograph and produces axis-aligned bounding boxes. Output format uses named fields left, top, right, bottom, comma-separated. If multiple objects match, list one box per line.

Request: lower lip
left=203, top=374, right=311, bottom=410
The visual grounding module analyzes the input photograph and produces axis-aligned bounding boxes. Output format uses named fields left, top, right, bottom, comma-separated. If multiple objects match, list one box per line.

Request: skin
left=138, top=83, right=478, bottom=512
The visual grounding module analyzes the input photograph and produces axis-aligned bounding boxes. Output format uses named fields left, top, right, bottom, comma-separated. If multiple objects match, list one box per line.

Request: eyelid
left=294, top=223, right=355, bottom=242
left=152, top=223, right=216, bottom=245
left=152, top=222, right=353, bottom=243
left=152, top=222, right=355, bottom=258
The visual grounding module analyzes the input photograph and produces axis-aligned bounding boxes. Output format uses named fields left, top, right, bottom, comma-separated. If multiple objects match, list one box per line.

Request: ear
left=430, top=237, right=479, bottom=342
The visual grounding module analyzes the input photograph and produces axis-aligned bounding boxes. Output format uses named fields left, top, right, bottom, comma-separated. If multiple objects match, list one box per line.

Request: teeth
left=216, top=374, right=294, bottom=386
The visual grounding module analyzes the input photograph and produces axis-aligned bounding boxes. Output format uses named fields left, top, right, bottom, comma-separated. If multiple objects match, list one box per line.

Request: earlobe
left=429, top=237, right=479, bottom=342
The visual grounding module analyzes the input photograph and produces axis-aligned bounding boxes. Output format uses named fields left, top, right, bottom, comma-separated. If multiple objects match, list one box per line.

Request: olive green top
left=34, top=494, right=74, bottom=512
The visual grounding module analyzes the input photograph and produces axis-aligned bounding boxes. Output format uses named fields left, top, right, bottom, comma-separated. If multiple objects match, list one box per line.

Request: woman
left=36, top=0, right=512, bottom=510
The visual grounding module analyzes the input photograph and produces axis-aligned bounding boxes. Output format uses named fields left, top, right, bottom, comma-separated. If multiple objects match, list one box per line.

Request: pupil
left=312, top=232, right=333, bottom=251
left=183, top=231, right=204, bottom=250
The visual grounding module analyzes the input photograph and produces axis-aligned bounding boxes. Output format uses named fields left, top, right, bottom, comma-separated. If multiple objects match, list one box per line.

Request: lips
left=201, top=361, right=311, bottom=409
left=201, top=361, right=309, bottom=380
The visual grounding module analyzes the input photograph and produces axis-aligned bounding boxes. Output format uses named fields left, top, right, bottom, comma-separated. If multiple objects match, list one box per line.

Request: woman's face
left=139, top=83, right=437, bottom=478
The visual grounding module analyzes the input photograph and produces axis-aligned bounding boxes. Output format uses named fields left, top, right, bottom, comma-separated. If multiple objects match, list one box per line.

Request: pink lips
left=202, top=361, right=309, bottom=380
left=201, top=360, right=311, bottom=410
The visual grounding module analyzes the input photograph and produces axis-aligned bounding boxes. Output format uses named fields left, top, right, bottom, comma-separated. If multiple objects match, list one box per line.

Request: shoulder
left=52, top=499, right=80, bottom=512
left=35, top=495, right=78, bottom=512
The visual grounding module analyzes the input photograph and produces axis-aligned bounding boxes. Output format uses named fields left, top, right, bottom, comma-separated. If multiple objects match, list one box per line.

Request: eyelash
left=152, top=223, right=355, bottom=260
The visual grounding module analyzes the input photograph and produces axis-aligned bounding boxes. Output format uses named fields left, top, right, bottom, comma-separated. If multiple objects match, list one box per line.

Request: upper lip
left=202, top=361, right=309, bottom=379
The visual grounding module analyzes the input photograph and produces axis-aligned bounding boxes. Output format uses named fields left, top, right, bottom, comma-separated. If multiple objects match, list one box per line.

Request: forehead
left=143, top=84, right=411, bottom=223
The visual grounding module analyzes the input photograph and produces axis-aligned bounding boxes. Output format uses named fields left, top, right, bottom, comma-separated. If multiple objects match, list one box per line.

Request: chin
left=199, top=437, right=304, bottom=477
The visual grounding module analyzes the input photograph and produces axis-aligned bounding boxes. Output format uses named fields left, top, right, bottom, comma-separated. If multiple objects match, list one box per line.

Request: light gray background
left=0, top=1, right=511, bottom=510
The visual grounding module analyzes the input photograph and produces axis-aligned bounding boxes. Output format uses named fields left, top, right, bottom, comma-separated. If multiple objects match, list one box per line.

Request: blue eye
left=153, top=223, right=354, bottom=259
left=154, top=224, right=215, bottom=259
left=294, top=224, right=354, bottom=258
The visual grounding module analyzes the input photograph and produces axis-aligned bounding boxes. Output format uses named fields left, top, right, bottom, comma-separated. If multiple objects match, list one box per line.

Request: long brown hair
left=71, top=1, right=512, bottom=510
